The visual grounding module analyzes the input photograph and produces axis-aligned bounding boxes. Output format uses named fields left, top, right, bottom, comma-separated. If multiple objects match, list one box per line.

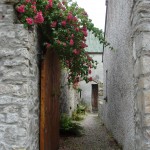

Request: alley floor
left=59, top=113, right=122, bottom=150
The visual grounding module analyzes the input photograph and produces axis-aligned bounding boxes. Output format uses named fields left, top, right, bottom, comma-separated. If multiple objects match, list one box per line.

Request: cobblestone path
left=59, top=113, right=121, bottom=150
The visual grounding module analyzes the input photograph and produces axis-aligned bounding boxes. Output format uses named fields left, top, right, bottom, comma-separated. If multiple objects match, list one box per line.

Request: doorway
left=92, top=84, right=98, bottom=112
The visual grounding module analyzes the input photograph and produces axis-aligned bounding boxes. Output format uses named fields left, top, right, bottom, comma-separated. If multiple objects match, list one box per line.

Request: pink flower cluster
left=17, top=5, right=25, bottom=13
left=34, top=11, right=44, bottom=24
left=61, top=21, right=66, bottom=26
left=46, top=0, right=53, bottom=9
left=25, top=0, right=31, bottom=3
left=82, top=27, right=88, bottom=37
left=70, top=39, right=74, bottom=46
left=73, top=49, right=80, bottom=55
left=67, top=13, right=73, bottom=20
left=26, top=18, right=33, bottom=25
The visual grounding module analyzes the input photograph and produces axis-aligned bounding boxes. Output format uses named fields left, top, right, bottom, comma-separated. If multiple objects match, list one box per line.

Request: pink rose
left=82, top=26, right=87, bottom=31
left=32, top=1, right=36, bottom=5
left=82, top=30, right=88, bottom=37
left=88, top=77, right=93, bottom=81
left=61, top=21, right=66, bottom=26
left=73, top=16, right=77, bottom=22
left=81, top=42, right=88, bottom=48
left=46, top=0, right=53, bottom=9
left=88, top=70, right=92, bottom=74
left=73, top=49, right=80, bottom=55
left=70, top=39, right=74, bottom=46
left=73, top=49, right=77, bottom=54
left=75, top=28, right=79, bottom=32
left=49, top=0, right=53, bottom=7
left=34, top=11, right=44, bottom=24
left=67, top=13, right=73, bottom=20
left=16, top=5, right=25, bottom=13
left=71, top=34, right=74, bottom=38
left=63, top=43, right=66, bottom=46
left=26, top=18, right=33, bottom=25
left=31, top=5, right=37, bottom=13
left=25, top=0, right=31, bottom=3
left=51, top=21, right=57, bottom=28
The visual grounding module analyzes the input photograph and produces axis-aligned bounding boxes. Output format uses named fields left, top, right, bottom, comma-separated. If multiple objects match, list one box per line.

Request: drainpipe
left=102, top=0, right=108, bottom=62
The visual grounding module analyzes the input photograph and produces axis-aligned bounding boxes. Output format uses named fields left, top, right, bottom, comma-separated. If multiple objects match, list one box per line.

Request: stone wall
left=102, top=0, right=135, bottom=150
left=132, top=0, right=150, bottom=149
left=59, top=69, right=80, bottom=116
left=0, top=1, right=40, bottom=149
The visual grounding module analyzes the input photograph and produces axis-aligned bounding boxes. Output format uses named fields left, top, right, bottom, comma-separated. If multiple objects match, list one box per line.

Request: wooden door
left=92, top=84, right=98, bottom=112
left=40, top=50, right=60, bottom=150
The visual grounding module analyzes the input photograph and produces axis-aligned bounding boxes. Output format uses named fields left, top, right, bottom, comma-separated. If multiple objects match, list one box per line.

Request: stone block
left=0, top=48, right=30, bottom=59
left=6, top=113, right=19, bottom=123
left=0, top=143, right=7, bottom=150
left=0, top=4, right=16, bottom=23
left=144, top=90, right=150, bottom=113
left=4, top=58, right=29, bottom=67
left=0, top=0, right=18, bottom=4
left=20, top=107, right=28, bottom=118
left=0, top=84, right=20, bottom=95
left=0, top=114, right=5, bottom=123
left=142, top=56, right=150, bottom=74
left=139, top=76, right=150, bottom=90
left=4, top=127, right=18, bottom=145
left=143, top=128, right=150, bottom=144
left=0, top=96, right=27, bottom=105
left=133, top=32, right=150, bottom=52
left=13, top=149, right=26, bottom=150
left=144, top=115, right=150, bottom=126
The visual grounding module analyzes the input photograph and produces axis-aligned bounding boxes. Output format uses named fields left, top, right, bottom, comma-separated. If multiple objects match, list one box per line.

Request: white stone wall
left=0, top=1, right=40, bottom=149
left=102, top=0, right=135, bottom=150
left=59, top=69, right=80, bottom=116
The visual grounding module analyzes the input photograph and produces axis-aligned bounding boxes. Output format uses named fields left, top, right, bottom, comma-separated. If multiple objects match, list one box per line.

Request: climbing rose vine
left=16, top=0, right=109, bottom=85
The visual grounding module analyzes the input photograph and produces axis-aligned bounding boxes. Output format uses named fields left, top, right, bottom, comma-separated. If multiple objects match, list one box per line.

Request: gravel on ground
left=59, top=113, right=122, bottom=150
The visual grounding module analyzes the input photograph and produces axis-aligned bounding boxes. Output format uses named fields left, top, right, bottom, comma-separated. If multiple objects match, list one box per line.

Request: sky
left=73, top=0, right=106, bottom=30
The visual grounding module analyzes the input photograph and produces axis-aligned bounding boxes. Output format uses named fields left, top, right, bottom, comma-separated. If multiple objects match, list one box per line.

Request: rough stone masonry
left=132, top=0, right=150, bottom=149
left=0, top=0, right=40, bottom=149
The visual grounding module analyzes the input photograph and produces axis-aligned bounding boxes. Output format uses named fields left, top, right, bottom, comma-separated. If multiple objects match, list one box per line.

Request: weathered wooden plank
left=40, top=50, right=60, bottom=150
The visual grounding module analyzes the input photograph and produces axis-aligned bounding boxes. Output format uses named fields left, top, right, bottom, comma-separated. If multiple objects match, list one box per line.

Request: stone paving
left=59, top=113, right=122, bottom=150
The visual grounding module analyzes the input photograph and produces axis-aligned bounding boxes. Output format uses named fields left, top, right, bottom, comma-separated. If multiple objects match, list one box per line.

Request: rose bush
left=16, top=0, right=110, bottom=85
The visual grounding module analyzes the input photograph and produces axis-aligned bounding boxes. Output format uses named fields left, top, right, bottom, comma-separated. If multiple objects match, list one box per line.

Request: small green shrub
left=60, top=114, right=83, bottom=136
left=72, top=110, right=84, bottom=121
left=76, top=104, right=86, bottom=114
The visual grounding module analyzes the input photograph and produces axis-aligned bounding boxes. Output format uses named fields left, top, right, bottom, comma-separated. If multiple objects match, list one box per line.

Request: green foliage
left=60, top=114, right=83, bottom=136
left=16, top=0, right=112, bottom=85
left=72, top=104, right=86, bottom=121
left=76, top=104, right=86, bottom=114
left=72, top=110, right=84, bottom=121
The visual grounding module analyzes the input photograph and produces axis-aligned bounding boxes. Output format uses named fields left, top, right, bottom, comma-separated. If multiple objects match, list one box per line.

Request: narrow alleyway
left=59, top=113, right=121, bottom=150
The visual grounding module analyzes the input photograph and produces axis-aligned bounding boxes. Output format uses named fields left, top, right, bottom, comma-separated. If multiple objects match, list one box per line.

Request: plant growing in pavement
left=16, top=0, right=110, bottom=85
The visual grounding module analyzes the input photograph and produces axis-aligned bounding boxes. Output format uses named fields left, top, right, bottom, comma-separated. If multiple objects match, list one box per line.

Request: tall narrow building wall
left=102, top=0, right=135, bottom=149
